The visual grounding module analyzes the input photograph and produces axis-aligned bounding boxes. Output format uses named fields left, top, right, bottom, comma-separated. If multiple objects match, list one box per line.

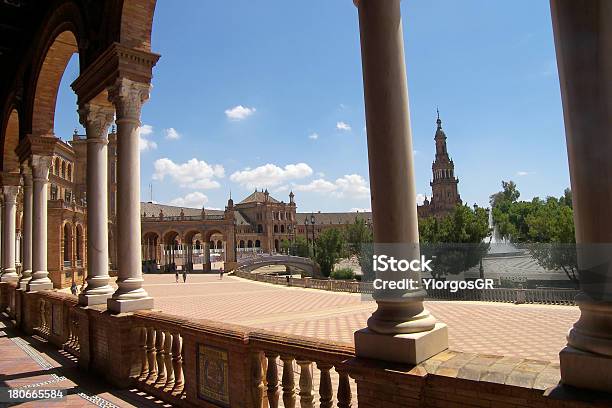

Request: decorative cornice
left=16, top=135, right=60, bottom=164
left=71, top=42, right=160, bottom=106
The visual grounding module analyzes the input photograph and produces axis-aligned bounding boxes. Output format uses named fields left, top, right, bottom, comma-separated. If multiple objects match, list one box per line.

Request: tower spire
left=436, top=107, right=442, bottom=129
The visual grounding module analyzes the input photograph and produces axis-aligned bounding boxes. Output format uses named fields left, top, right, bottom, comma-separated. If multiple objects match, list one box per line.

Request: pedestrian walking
left=219, top=267, right=224, bottom=280
left=70, top=281, right=78, bottom=296
left=182, top=269, right=187, bottom=283
left=175, top=268, right=179, bottom=283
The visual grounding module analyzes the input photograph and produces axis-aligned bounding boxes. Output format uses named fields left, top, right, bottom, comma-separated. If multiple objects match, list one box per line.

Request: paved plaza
left=142, top=273, right=579, bottom=363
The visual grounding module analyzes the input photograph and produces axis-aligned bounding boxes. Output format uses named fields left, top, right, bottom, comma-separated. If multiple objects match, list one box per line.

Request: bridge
left=234, top=254, right=319, bottom=276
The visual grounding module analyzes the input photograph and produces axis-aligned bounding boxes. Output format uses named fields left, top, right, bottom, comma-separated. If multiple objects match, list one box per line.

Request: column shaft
left=107, top=78, right=153, bottom=313
left=78, top=103, right=115, bottom=305
left=28, top=155, right=53, bottom=291
left=353, top=0, right=447, bottom=364
left=20, top=168, right=33, bottom=289
left=1, top=185, right=19, bottom=283
left=551, top=0, right=612, bottom=393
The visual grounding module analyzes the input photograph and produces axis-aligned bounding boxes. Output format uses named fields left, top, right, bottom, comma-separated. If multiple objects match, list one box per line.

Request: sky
left=54, top=0, right=570, bottom=213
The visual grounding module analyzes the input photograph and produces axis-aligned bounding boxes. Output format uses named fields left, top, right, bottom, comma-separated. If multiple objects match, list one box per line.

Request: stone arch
left=162, top=230, right=180, bottom=246
left=2, top=109, right=20, bottom=172
left=119, top=0, right=157, bottom=52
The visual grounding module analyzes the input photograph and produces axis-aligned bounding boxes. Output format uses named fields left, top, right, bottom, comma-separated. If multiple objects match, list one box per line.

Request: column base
left=78, top=292, right=112, bottom=306
left=560, top=346, right=612, bottom=393
left=1, top=274, right=19, bottom=283
left=107, top=296, right=154, bottom=314
left=19, top=277, right=32, bottom=290
left=355, top=323, right=448, bottom=365
left=27, top=281, right=53, bottom=292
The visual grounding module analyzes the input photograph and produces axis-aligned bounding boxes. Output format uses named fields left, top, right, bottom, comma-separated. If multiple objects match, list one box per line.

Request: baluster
left=145, top=327, right=157, bottom=382
left=296, top=360, right=314, bottom=408
left=251, top=351, right=265, bottom=408
left=317, top=363, right=333, bottom=408
left=171, top=333, right=184, bottom=394
left=280, top=355, right=296, bottom=408
left=139, top=327, right=149, bottom=380
left=337, top=370, right=352, bottom=408
left=163, top=331, right=175, bottom=390
left=154, top=329, right=167, bottom=386
left=265, top=352, right=280, bottom=408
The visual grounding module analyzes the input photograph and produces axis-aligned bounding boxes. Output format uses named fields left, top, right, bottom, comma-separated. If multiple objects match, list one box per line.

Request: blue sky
left=54, top=0, right=569, bottom=212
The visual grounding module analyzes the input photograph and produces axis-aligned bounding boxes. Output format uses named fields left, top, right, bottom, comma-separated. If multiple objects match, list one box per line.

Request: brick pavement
left=143, top=274, right=580, bottom=362
left=0, top=318, right=170, bottom=408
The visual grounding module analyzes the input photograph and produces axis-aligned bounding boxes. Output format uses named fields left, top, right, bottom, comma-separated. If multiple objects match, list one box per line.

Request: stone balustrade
left=234, top=271, right=578, bottom=305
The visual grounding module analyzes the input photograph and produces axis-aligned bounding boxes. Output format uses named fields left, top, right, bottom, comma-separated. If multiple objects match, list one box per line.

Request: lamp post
left=310, top=213, right=316, bottom=258
left=304, top=217, right=309, bottom=256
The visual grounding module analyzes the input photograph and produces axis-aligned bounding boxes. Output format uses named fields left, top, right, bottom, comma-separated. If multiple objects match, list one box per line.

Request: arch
left=2, top=109, right=20, bottom=172
left=195, top=240, right=201, bottom=250
left=239, top=240, right=245, bottom=249
left=247, top=240, right=253, bottom=248
left=119, top=0, right=157, bottom=51
left=54, top=157, right=60, bottom=175
left=63, top=223, right=73, bottom=263
left=255, top=240, right=261, bottom=248
left=162, top=230, right=180, bottom=246
left=31, top=30, right=80, bottom=137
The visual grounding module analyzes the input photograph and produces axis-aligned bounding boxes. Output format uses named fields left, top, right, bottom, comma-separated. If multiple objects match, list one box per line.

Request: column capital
left=2, top=185, right=20, bottom=202
left=30, top=155, right=52, bottom=182
left=78, top=103, right=115, bottom=140
left=108, top=78, right=151, bottom=121
left=20, top=164, right=33, bottom=187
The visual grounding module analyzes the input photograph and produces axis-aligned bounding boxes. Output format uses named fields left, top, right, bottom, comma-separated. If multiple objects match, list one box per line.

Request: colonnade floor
left=0, top=316, right=171, bottom=408
left=132, top=274, right=579, bottom=363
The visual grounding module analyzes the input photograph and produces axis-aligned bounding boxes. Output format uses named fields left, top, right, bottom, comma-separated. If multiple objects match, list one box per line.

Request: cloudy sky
left=54, top=0, right=570, bottom=212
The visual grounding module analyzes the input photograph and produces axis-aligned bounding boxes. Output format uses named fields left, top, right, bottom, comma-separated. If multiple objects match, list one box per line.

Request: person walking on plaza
left=70, top=281, right=78, bottom=296
left=182, top=269, right=187, bottom=283
left=175, top=268, right=179, bottom=283
left=219, top=267, right=224, bottom=280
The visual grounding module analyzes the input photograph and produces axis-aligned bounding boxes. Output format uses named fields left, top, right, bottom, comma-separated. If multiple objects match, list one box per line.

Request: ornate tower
left=430, top=111, right=461, bottom=216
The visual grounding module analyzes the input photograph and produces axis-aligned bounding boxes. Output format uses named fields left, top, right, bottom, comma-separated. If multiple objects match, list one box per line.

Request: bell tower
left=430, top=110, right=461, bottom=216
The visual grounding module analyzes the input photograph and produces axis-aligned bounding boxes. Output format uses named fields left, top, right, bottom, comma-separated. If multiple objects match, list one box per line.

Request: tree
left=419, top=205, right=492, bottom=278
left=292, top=236, right=310, bottom=258
left=490, top=181, right=578, bottom=286
left=345, top=218, right=373, bottom=256
left=314, top=228, right=345, bottom=277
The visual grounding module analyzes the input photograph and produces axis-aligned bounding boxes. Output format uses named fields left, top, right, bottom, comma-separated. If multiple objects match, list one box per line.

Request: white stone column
left=353, top=0, right=447, bottom=364
left=107, top=78, right=153, bottom=313
left=27, top=155, right=53, bottom=291
left=1, top=185, right=19, bottom=283
left=19, top=167, right=33, bottom=289
left=551, top=0, right=612, bottom=393
left=78, top=103, right=115, bottom=305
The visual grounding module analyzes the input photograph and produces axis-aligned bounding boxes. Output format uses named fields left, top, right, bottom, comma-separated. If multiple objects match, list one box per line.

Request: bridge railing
left=234, top=271, right=577, bottom=305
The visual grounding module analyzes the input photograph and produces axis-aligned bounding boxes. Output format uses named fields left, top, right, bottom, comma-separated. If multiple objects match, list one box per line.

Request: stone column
left=107, top=78, right=153, bottom=313
left=19, top=166, right=33, bottom=289
left=1, top=185, right=19, bottom=283
left=551, top=0, right=612, bottom=393
left=27, top=155, right=53, bottom=291
left=78, top=103, right=115, bottom=305
left=352, top=0, right=447, bottom=364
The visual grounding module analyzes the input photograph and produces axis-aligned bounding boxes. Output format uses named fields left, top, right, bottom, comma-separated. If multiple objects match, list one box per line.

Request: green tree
left=419, top=205, right=492, bottom=278
left=314, top=228, right=345, bottom=277
left=345, top=218, right=373, bottom=256
left=292, top=236, right=310, bottom=257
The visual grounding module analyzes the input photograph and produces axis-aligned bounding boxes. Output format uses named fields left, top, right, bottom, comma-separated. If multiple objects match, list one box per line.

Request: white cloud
left=153, top=158, right=225, bottom=189
left=293, top=174, right=370, bottom=199
left=308, top=133, right=319, bottom=140
left=350, top=208, right=371, bottom=213
left=225, top=105, right=256, bottom=121
left=516, top=171, right=530, bottom=176
left=169, top=192, right=209, bottom=208
left=164, top=127, right=181, bottom=140
left=139, top=124, right=157, bottom=151
left=230, top=163, right=313, bottom=189
left=293, top=179, right=337, bottom=193
left=336, top=121, right=351, bottom=131
left=416, top=193, right=426, bottom=205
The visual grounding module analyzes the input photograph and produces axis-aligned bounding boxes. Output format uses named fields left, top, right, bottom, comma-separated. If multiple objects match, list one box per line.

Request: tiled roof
left=140, top=202, right=223, bottom=217
left=239, top=190, right=279, bottom=204
left=296, top=211, right=372, bottom=225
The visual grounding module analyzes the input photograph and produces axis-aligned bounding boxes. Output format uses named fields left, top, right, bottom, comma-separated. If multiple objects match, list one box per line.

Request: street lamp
left=304, top=217, right=309, bottom=256
left=310, top=213, right=316, bottom=258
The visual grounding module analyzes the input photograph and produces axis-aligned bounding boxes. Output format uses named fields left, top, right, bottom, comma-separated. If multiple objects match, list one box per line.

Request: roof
left=296, top=211, right=372, bottom=225
left=238, top=190, right=279, bottom=204
left=140, top=202, right=223, bottom=218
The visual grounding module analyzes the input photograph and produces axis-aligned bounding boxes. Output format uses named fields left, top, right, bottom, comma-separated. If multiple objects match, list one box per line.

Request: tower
left=429, top=110, right=461, bottom=216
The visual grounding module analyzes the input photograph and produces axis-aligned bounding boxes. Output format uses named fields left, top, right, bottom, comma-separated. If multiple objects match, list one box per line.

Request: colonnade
left=141, top=240, right=226, bottom=271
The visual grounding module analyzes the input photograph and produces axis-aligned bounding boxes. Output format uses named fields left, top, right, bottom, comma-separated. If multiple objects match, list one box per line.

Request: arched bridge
left=234, top=255, right=319, bottom=276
